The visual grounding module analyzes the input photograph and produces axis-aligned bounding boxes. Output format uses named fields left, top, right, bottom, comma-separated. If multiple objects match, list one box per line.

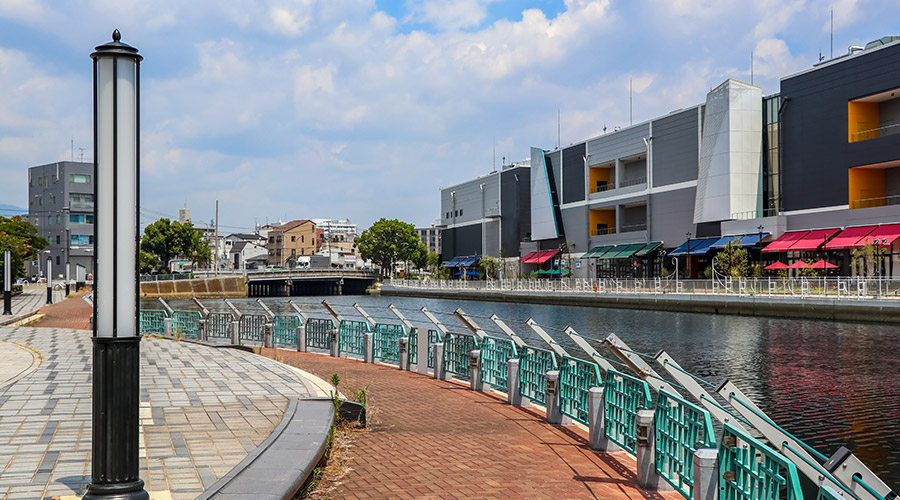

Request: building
left=225, top=233, right=267, bottom=270
left=440, top=35, right=900, bottom=278
left=415, top=226, right=442, bottom=254
left=311, top=218, right=357, bottom=237
left=267, top=219, right=317, bottom=267
left=27, top=161, right=94, bottom=280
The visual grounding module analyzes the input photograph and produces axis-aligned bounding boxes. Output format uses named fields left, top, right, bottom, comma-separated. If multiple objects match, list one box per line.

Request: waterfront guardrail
left=306, top=318, right=334, bottom=350
left=604, top=368, right=653, bottom=454
left=518, top=345, right=557, bottom=404
left=239, top=314, right=267, bottom=343
left=139, top=309, right=167, bottom=335
left=559, top=355, right=601, bottom=425
left=479, top=335, right=517, bottom=391
left=443, top=332, right=478, bottom=379
left=719, top=423, right=804, bottom=500
left=408, top=328, right=441, bottom=368
left=373, top=322, right=405, bottom=363
left=654, top=390, right=715, bottom=498
left=171, top=310, right=201, bottom=339
left=338, top=319, right=369, bottom=357
left=206, top=312, right=234, bottom=339
left=272, top=314, right=301, bottom=345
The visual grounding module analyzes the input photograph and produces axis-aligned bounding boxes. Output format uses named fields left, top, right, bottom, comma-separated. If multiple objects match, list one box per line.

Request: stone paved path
left=263, top=348, right=682, bottom=500
left=0, top=285, right=67, bottom=326
left=0, top=325, right=325, bottom=500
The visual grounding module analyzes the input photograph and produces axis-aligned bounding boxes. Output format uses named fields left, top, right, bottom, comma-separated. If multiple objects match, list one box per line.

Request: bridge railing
left=139, top=309, right=168, bottom=335
left=654, top=390, right=715, bottom=499
left=443, top=332, right=478, bottom=379
left=171, top=310, right=202, bottom=339
left=719, top=423, right=804, bottom=500
left=373, top=322, right=405, bottom=364
left=518, top=345, right=557, bottom=404
left=206, top=312, right=234, bottom=339
left=604, top=368, right=653, bottom=454
left=338, top=319, right=369, bottom=357
left=306, top=318, right=334, bottom=350
left=559, top=355, right=602, bottom=426
left=272, top=314, right=301, bottom=345
left=479, top=336, right=517, bottom=391
left=239, top=314, right=267, bottom=344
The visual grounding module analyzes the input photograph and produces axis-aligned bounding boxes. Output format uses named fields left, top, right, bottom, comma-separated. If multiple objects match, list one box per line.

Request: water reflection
left=145, top=294, right=900, bottom=485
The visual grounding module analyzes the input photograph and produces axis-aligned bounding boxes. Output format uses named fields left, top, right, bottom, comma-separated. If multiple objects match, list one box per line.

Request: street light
left=83, top=30, right=148, bottom=500
left=46, top=256, right=52, bottom=304
left=757, top=224, right=764, bottom=269
left=3, top=247, right=11, bottom=315
left=685, top=231, right=692, bottom=279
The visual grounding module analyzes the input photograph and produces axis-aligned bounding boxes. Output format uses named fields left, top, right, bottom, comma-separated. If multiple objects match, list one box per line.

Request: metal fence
left=171, top=310, right=201, bottom=338
left=338, top=319, right=369, bottom=356
left=443, top=332, right=478, bottom=378
left=654, top=390, right=715, bottom=499
left=206, top=312, right=233, bottom=339
left=272, top=314, right=301, bottom=345
left=518, top=345, right=557, bottom=404
left=408, top=329, right=442, bottom=368
left=306, top=318, right=333, bottom=350
left=558, top=355, right=601, bottom=425
left=373, top=322, right=405, bottom=363
left=139, top=309, right=167, bottom=335
left=719, top=423, right=804, bottom=500
left=479, top=336, right=517, bottom=391
left=604, top=369, right=653, bottom=454
left=239, top=314, right=267, bottom=343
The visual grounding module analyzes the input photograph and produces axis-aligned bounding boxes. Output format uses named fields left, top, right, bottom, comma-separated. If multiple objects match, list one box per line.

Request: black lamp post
left=3, top=247, right=11, bottom=315
left=83, top=30, right=149, bottom=500
left=757, top=224, right=764, bottom=269
left=685, top=231, right=692, bottom=279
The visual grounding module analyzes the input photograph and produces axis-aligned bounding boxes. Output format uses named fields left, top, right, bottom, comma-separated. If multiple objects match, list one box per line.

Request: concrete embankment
left=381, top=286, right=900, bottom=324
left=140, top=276, right=247, bottom=299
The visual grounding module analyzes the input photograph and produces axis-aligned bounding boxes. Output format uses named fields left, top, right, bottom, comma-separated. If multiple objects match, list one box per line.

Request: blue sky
left=0, top=0, right=898, bottom=233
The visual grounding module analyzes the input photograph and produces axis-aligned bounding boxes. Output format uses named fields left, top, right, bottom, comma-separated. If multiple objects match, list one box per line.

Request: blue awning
left=669, top=237, right=719, bottom=256
left=443, top=257, right=462, bottom=267
left=458, top=256, right=480, bottom=267
left=710, top=233, right=769, bottom=249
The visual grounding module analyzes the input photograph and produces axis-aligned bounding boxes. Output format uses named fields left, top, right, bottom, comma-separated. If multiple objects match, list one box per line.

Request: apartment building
left=266, top=219, right=317, bottom=267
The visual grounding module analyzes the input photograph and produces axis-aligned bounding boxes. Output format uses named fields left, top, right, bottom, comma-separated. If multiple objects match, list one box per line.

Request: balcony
left=619, top=176, right=647, bottom=188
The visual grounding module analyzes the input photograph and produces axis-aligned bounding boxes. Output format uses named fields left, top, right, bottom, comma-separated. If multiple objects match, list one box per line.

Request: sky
left=0, top=0, right=898, bottom=234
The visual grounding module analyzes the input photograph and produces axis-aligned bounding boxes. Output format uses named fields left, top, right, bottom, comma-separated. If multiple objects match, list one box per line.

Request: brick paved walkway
left=30, top=290, right=92, bottom=330
left=263, top=348, right=681, bottom=500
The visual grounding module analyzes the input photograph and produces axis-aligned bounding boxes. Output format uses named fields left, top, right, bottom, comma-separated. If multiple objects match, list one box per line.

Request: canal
left=150, top=294, right=900, bottom=485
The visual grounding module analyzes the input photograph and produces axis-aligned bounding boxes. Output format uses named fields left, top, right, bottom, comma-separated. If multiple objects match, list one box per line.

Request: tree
left=0, top=216, right=48, bottom=281
left=478, top=256, right=500, bottom=280
left=426, top=251, right=440, bottom=277
left=715, top=240, right=749, bottom=278
left=355, top=218, right=421, bottom=278
left=140, top=218, right=210, bottom=273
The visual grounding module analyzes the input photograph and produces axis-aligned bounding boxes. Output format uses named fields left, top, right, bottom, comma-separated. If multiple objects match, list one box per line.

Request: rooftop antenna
left=71, top=136, right=74, bottom=161
left=830, top=8, right=834, bottom=59
left=630, top=78, right=633, bottom=126
left=819, top=50, right=825, bottom=62
left=557, top=108, right=560, bottom=149
left=492, top=136, right=496, bottom=172
left=603, top=124, right=607, bottom=134
left=78, top=147, right=85, bottom=162
left=750, top=49, right=754, bottom=85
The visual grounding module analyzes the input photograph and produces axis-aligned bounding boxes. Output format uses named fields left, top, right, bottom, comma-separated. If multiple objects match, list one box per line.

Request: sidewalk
left=263, top=348, right=681, bottom=500
left=0, top=285, right=68, bottom=327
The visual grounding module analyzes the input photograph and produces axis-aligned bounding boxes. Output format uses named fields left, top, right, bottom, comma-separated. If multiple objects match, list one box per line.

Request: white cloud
left=404, top=0, right=496, bottom=30
left=753, top=38, right=806, bottom=79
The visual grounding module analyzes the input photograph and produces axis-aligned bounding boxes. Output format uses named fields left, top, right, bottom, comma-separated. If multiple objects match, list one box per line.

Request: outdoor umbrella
left=764, top=261, right=788, bottom=270
left=786, top=261, right=812, bottom=269
left=454, top=270, right=465, bottom=276
left=810, top=260, right=838, bottom=269
left=466, top=270, right=481, bottom=276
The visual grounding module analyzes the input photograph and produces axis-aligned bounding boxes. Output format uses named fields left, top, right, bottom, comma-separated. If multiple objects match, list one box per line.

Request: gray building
left=27, top=161, right=95, bottom=280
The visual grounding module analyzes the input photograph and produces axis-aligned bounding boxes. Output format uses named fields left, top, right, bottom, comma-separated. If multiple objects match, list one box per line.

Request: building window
left=291, top=236, right=296, bottom=242
left=69, top=193, right=94, bottom=207
left=69, top=174, right=91, bottom=183
left=301, top=235, right=305, bottom=243
left=48, top=215, right=52, bottom=225
left=51, top=195, right=56, bottom=205
left=56, top=256, right=60, bottom=265
left=459, top=209, right=463, bottom=216
left=69, top=214, right=94, bottom=224
left=56, top=215, right=60, bottom=224
left=269, top=236, right=274, bottom=243
left=56, top=235, right=60, bottom=244
left=71, top=235, right=92, bottom=245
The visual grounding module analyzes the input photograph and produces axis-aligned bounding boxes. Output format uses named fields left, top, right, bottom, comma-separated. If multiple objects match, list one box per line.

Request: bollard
left=507, top=359, right=522, bottom=406
left=588, top=387, right=620, bottom=451
left=469, top=350, right=483, bottom=391
left=433, top=343, right=445, bottom=380
left=296, top=324, right=306, bottom=352
left=416, top=328, right=429, bottom=375
left=364, top=332, right=374, bottom=363
left=264, top=323, right=273, bottom=349
left=230, top=320, right=239, bottom=344
left=330, top=326, right=340, bottom=357
left=545, top=371, right=571, bottom=424
left=198, top=319, right=207, bottom=342
left=692, top=448, right=718, bottom=500
left=636, top=409, right=673, bottom=491
left=399, top=337, right=409, bottom=371
left=163, top=318, right=172, bottom=338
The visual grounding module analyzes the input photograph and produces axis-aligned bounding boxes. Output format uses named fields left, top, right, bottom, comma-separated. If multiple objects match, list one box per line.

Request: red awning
left=533, top=250, right=560, bottom=264
left=824, top=226, right=876, bottom=249
left=520, top=251, right=538, bottom=264
left=762, top=231, right=809, bottom=253
left=786, top=228, right=840, bottom=251
left=857, top=223, right=900, bottom=247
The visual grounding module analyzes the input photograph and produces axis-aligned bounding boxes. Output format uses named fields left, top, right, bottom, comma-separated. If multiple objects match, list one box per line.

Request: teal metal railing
left=655, top=389, right=715, bottom=499
left=206, top=312, right=233, bottom=339
left=373, top=322, right=406, bottom=363
left=479, top=336, right=517, bottom=390
left=171, top=310, right=201, bottom=338
left=409, top=329, right=442, bottom=368
left=306, top=318, right=334, bottom=349
left=518, top=345, right=557, bottom=404
left=604, top=368, right=653, bottom=454
left=139, top=309, right=167, bottom=335
left=559, top=355, right=602, bottom=425
left=816, top=485, right=844, bottom=500
left=339, top=319, right=369, bottom=356
left=719, top=423, right=804, bottom=500
left=408, top=327, right=418, bottom=365
left=272, top=314, right=301, bottom=345
left=239, top=314, right=267, bottom=343
left=443, top=332, right=478, bottom=378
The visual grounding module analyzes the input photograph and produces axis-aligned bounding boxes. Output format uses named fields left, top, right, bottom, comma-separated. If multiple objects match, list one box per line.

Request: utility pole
left=214, top=200, right=219, bottom=277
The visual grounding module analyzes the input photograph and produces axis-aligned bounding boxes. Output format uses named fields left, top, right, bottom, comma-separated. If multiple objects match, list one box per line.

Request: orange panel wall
left=848, top=167, right=885, bottom=208
left=848, top=101, right=880, bottom=142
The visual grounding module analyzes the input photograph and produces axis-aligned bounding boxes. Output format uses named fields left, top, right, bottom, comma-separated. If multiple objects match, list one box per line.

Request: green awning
left=583, top=245, right=614, bottom=258
left=601, top=243, right=647, bottom=259
left=634, top=241, right=662, bottom=257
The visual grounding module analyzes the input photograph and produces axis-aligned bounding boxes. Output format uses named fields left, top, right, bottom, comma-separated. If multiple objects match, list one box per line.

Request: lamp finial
left=112, top=29, right=121, bottom=42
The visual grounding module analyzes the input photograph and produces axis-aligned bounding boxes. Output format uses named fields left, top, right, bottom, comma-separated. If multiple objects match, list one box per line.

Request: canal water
left=149, top=294, right=900, bottom=486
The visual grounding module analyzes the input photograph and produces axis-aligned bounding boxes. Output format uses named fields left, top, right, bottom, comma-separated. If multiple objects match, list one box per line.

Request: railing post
left=469, top=350, right=483, bottom=391
left=230, top=320, right=239, bottom=344
left=364, top=331, right=374, bottom=363
left=692, top=448, right=719, bottom=500
left=264, top=323, right=273, bottom=349
left=507, top=358, right=522, bottom=406
left=296, top=324, right=306, bottom=352
left=433, top=343, right=445, bottom=380
left=163, top=318, right=171, bottom=337
left=417, top=329, right=429, bottom=375
left=198, top=319, right=207, bottom=342
left=636, top=409, right=672, bottom=491
left=545, top=370, right=570, bottom=424
left=330, top=324, right=340, bottom=357
left=399, top=336, right=409, bottom=371
left=588, top=387, right=620, bottom=452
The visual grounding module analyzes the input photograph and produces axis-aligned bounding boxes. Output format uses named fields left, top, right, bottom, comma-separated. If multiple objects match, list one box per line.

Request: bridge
left=246, top=269, right=378, bottom=297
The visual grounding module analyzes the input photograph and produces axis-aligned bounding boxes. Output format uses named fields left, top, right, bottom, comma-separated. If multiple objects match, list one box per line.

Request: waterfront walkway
left=263, top=348, right=680, bottom=500
left=0, top=285, right=67, bottom=326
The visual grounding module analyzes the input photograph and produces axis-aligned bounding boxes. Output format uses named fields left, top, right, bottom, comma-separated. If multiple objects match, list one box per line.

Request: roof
left=227, top=233, right=266, bottom=241
left=231, top=241, right=248, bottom=253
left=270, top=219, right=314, bottom=233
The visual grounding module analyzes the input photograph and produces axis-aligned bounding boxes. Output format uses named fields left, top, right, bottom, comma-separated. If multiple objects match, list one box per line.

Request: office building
left=415, top=226, right=442, bottom=254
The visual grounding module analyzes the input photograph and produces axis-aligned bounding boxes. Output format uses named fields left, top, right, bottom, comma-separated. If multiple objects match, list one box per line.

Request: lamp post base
left=3, top=291, right=10, bottom=315
left=86, top=336, right=148, bottom=500
left=66, top=283, right=70, bottom=296
left=46, top=287, right=52, bottom=304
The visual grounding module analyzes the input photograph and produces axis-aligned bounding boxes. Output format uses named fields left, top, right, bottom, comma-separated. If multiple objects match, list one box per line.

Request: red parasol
left=810, top=259, right=838, bottom=269
left=764, top=261, right=788, bottom=270
left=786, top=261, right=812, bottom=269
